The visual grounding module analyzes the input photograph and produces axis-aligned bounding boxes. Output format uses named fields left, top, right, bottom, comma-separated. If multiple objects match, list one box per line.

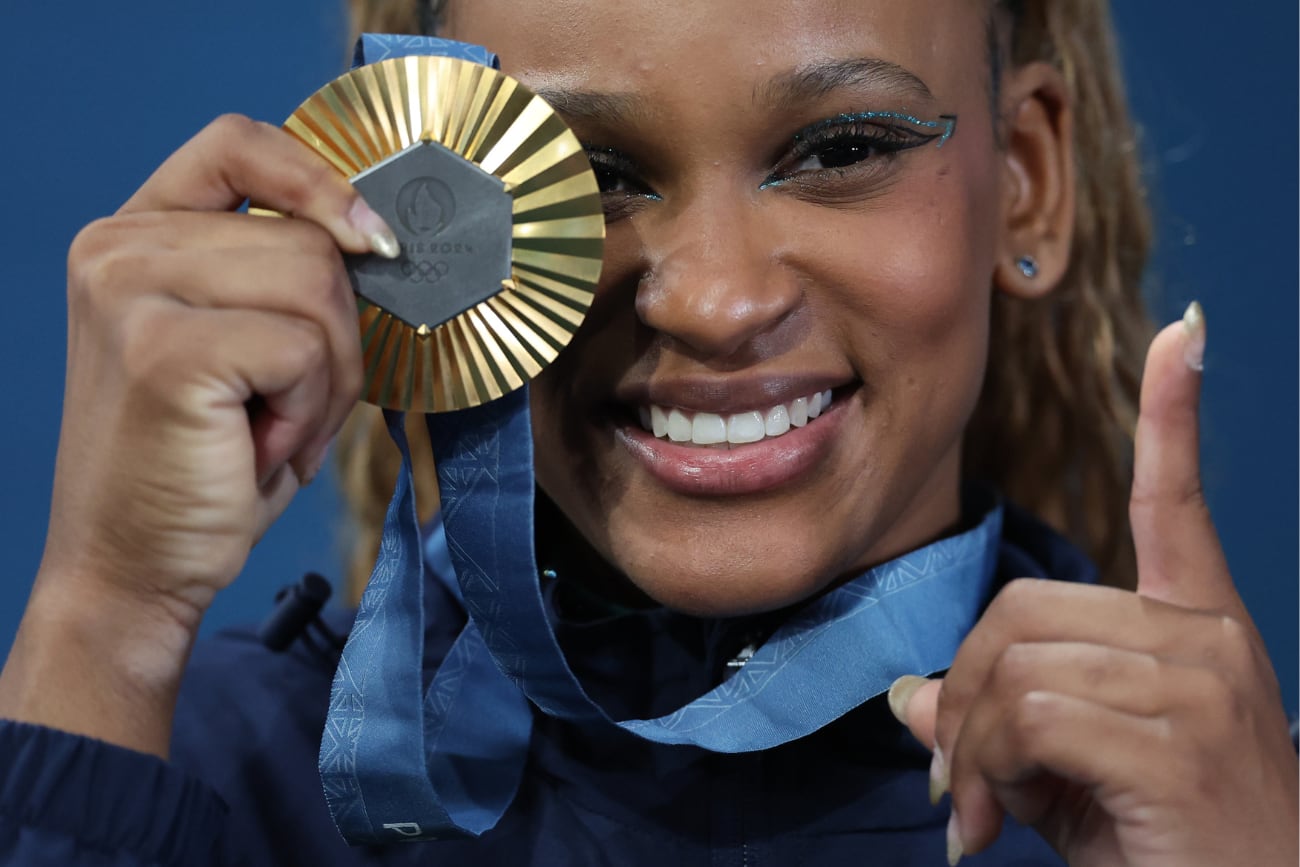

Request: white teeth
left=764, top=404, right=790, bottom=437
left=650, top=405, right=669, bottom=437
left=639, top=389, right=838, bottom=446
left=667, top=408, right=692, bottom=442
left=790, top=397, right=809, bottom=427
left=692, top=412, right=727, bottom=444
left=727, top=410, right=766, bottom=444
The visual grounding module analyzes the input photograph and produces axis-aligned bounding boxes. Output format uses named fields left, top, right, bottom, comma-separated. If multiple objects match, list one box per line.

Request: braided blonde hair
left=335, top=0, right=1151, bottom=602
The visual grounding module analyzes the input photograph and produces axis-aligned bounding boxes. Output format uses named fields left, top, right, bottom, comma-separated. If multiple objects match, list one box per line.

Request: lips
left=612, top=380, right=855, bottom=497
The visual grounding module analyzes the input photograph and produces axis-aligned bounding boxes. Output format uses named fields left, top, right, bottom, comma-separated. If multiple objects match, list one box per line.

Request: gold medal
left=269, top=56, right=604, bottom=412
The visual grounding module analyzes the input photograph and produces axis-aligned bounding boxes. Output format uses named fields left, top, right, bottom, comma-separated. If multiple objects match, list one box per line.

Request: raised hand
left=0, top=115, right=393, bottom=755
left=891, top=304, right=1298, bottom=866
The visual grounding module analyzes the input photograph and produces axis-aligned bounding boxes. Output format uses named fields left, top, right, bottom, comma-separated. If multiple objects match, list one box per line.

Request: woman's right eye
left=585, top=146, right=661, bottom=220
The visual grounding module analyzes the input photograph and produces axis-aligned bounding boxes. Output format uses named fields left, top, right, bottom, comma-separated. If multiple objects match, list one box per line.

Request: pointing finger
left=1129, top=302, right=1234, bottom=612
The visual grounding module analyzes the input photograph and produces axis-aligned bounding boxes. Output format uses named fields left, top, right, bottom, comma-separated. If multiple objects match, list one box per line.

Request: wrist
left=0, top=566, right=202, bottom=757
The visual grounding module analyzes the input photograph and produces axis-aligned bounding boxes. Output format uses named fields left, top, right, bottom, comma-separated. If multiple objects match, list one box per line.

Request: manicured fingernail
left=929, top=745, right=949, bottom=806
left=946, top=809, right=964, bottom=865
left=1182, top=300, right=1205, bottom=372
left=348, top=197, right=400, bottom=259
left=887, top=675, right=928, bottom=726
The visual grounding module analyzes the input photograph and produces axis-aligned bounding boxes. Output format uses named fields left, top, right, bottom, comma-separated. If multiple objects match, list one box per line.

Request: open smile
left=636, top=389, right=835, bottom=447
left=613, top=385, right=857, bottom=497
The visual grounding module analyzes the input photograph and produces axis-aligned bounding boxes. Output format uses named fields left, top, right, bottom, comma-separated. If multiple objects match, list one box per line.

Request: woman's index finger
left=1129, top=304, right=1237, bottom=613
left=118, top=114, right=394, bottom=257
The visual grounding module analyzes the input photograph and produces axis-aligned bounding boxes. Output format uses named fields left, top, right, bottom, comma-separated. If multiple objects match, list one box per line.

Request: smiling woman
left=339, top=0, right=1149, bottom=618
left=0, top=0, right=1295, bottom=866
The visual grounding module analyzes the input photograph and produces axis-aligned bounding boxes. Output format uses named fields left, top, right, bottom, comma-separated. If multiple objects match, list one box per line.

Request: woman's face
left=445, top=0, right=1006, bottom=616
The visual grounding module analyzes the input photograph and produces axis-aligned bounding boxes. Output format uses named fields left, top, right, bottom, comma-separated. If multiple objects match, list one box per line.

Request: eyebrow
left=532, top=87, right=648, bottom=126
left=531, top=56, right=935, bottom=128
left=756, top=57, right=935, bottom=108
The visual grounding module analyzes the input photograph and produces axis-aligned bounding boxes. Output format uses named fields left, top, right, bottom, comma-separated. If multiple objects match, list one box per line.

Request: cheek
left=786, top=156, right=1002, bottom=488
left=528, top=292, right=637, bottom=501
left=800, top=166, right=999, bottom=373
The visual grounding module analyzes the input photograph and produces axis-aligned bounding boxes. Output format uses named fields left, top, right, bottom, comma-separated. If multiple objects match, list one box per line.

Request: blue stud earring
left=1015, top=255, right=1039, bottom=279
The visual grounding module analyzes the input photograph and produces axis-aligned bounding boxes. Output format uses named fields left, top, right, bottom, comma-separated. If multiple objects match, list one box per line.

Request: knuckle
left=72, top=243, right=149, bottom=312
left=990, top=643, right=1038, bottom=696
left=1198, top=615, right=1255, bottom=674
left=206, top=112, right=260, bottom=146
left=1215, top=615, right=1253, bottom=660
left=1129, top=476, right=1209, bottom=518
left=280, top=152, right=347, bottom=218
left=1005, top=691, right=1057, bottom=758
left=67, top=222, right=112, bottom=305
left=69, top=214, right=175, bottom=303
left=118, top=304, right=182, bottom=389
left=989, top=577, right=1045, bottom=622
left=68, top=217, right=117, bottom=269
left=281, top=318, right=330, bottom=371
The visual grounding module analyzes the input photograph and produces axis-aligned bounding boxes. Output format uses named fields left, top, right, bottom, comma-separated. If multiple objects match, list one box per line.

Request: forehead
left=442, top=0, right=988, bottom=106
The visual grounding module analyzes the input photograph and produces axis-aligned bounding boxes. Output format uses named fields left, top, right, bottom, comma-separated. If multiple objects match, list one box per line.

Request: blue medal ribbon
left=320, top=35, right=1002, bottom=846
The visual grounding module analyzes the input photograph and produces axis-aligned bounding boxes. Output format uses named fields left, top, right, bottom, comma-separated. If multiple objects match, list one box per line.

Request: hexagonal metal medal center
left=346, top=141, right=513, bottom=331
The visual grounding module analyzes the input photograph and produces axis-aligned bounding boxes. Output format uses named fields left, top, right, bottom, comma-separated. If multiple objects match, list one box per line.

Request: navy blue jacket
left=0, top=504, right=1088, bottom=866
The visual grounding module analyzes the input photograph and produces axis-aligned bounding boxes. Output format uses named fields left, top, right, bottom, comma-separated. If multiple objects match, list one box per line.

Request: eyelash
left=583, top=113, right=953, bottom=219
left=762, top=116, right=947, bottom=189
left=584, top=146, right=662, bottom=221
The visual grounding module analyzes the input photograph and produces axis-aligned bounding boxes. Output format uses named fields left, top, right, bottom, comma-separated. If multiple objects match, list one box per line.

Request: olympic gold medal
left=271, top=56, right=605, bottom=412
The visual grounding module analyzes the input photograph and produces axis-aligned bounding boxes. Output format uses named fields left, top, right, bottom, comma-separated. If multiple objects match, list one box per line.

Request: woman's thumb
left=887, top=675, right=941, bottom=748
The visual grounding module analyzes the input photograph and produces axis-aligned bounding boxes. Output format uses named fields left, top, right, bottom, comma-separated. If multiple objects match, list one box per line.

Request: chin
left=596, top=495, right=861, bottom=618
left=632, top=571, right=831, bottom=619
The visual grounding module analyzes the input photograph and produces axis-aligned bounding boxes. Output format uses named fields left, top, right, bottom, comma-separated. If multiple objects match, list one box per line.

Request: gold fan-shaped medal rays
left=280, top=56, right=604, bottom=412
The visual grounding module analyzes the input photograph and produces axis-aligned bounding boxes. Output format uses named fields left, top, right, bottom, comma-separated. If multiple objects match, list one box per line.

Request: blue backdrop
left=0, top=2, right=1295, bottom=714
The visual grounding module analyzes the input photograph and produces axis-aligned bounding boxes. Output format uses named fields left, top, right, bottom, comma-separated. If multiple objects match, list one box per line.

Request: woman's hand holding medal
left=0, top=115, right=394, bottom=756
left=894, top=313, right=1298, bottom=865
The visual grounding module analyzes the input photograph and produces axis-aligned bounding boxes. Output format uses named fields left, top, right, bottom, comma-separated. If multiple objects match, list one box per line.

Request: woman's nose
left=634, top=199, right=801, bottom=359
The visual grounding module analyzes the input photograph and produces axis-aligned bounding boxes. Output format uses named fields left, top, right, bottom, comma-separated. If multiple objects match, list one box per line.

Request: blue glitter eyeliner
left=797, top=111, right=959, bottom=147
left=758, top=110, right=958, bottom=190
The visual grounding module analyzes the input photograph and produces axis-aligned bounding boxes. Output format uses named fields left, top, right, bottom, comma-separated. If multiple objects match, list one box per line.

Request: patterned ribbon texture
left=320, top=35, right=1004, bottom=846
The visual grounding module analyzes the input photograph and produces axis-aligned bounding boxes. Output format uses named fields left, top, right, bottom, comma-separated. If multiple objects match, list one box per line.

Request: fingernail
left=348, top=197, right=400, bottom=259
left=946, top=809, right=964, bottom=866
left=302, top=445, right=330, bottom=487
left=300, top=463, right=320, bottom=487
left=929, top=745, right=949, bottom=806
left=887, top=675, right=928, bottom=726
left=1182, top=300, right=1206, bottom=372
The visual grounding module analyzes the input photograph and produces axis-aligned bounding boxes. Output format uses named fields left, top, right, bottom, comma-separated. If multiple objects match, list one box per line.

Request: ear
left=993, top=62, right=1075, bottom=300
